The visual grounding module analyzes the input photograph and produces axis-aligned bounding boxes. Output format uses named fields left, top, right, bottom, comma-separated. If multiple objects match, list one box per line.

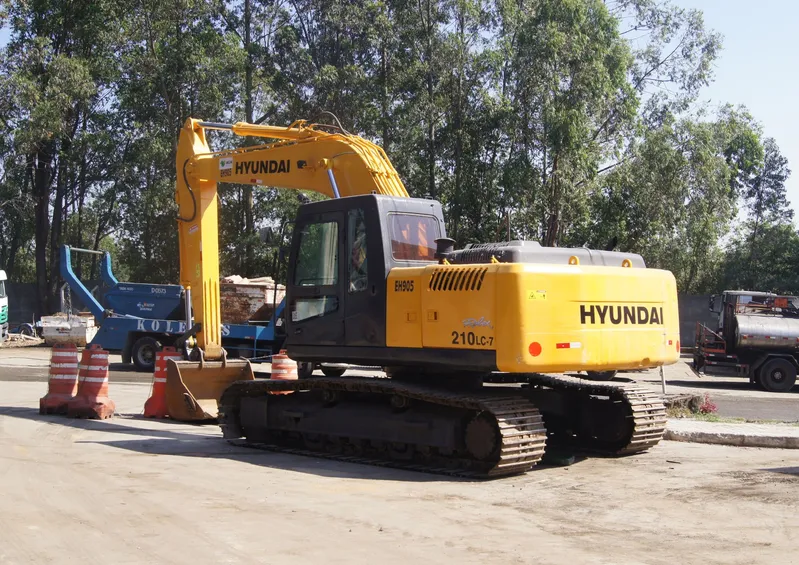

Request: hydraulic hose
left=177, top=159, right=198, bottom=223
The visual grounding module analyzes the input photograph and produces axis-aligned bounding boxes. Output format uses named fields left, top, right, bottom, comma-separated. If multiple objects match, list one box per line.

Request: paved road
left=1, top=375, right=797, bottom=565
left=2, top=346, right=798, bottom=422
left=631, top=356, right=799, bottom=422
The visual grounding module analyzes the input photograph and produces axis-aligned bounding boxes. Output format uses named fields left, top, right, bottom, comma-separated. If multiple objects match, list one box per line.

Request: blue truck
left=60, top=245, right=286, bottom=371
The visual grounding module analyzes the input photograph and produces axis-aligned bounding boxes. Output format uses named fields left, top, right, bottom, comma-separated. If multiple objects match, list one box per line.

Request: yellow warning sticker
left=528, top=290, right=547, bottom=301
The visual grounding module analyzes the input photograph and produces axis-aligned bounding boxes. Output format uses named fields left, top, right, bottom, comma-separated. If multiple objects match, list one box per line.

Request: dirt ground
left=0, top=350, right=798, bottom=564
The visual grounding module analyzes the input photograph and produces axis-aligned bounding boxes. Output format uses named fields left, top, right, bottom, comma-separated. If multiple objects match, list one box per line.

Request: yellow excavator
left=167, top=116, right=680, bottom=477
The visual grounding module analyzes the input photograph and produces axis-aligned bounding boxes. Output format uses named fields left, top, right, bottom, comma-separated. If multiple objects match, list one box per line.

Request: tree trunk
left=243, top=0, right=255, bottom=276
left=75, top=149, right=88, bottom=279
left=48, top=140, right=69, bottom=311
left=31, top=144, right=55, bottom=316
left=380, top=35, right=390, bottom=150
left=425, top=0, right=436, bottom=200
left=543, top=156, right=560, bottom=247
left=450, top=9, right=465, bottom=243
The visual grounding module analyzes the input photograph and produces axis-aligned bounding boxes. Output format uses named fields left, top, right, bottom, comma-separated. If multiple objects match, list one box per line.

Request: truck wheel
left=758, top=358, right=797, bottom=392
left=297, top=362, right=315, bottom=379
left=321, top=367, right=347, bottom=378
left=584, top=370, right=618, bottom=381
left=132, top=336, right=161, bottom=372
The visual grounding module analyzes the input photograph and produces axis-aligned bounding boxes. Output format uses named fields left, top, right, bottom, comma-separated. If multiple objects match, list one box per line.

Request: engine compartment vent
left=429, top=267, right=488, bottom=292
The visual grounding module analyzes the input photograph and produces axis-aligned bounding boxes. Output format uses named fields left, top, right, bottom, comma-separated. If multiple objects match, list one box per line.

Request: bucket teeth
left=165, top=359, right=255, bottom=422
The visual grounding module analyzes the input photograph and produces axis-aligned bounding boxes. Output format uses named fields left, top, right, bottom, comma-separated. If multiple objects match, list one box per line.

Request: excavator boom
left=176, top=118, right=408, bottom=357
left=169, top=117, right=408, bottom=421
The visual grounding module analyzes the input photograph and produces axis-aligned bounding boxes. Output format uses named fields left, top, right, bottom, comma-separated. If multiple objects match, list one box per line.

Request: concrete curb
left=664, top=428, right=799, bottom=449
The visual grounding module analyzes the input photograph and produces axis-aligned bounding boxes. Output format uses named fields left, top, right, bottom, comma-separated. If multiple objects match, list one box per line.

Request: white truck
left=0, top=270, right=8, bottom=343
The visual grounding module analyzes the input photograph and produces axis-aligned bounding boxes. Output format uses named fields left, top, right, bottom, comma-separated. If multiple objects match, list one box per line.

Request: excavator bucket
left=164, top=358, right=255, bottom=422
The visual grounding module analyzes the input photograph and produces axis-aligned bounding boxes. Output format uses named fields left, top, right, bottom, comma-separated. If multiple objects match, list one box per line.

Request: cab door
left=285, top=211, right=345, bottom=346
left=343, top=207, right=384, bottom=346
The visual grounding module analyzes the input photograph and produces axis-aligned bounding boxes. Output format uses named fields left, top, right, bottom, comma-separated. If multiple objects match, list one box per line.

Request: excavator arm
left=175, top=117, right=408, bottom=359
left=168, top=117, right=408, bottom=421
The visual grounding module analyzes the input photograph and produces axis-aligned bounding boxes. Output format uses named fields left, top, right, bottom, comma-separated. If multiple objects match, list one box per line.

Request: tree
left=717, top=136, right=793, bottom=291
left=0, top=0, right=790, bottom=304
left=720, top=223, right=799, bottom=294
left=743, top=137, right=792, bottom=252
left=0, top=0, right=120, bottom=313
left=114, top=0, right=241, bottom=282
left=574, top=107, right=766, bottom=293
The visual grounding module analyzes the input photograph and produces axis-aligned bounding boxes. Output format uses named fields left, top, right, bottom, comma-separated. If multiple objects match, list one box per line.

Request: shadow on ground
left=762, top=466, right=799, bottom=476
left=0, top=404, right=516, bottom=483
left=109, top=362, right=138, bottom=373
left=659, top=379, right=799, bottom=395
left=0, top=405, right=217, bottom=440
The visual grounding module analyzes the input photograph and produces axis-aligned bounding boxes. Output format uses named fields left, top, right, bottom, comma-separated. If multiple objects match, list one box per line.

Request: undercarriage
left=218, top=371, right=666, bottom=478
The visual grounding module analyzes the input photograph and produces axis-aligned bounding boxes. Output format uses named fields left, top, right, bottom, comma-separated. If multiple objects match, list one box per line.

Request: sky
left=1, top=1, right=797, bottom=208
left=672, top=0, right=799, bottom=211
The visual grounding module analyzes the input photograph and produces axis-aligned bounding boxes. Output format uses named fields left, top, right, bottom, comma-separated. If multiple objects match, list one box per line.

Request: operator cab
left=284, top=194, right=445, bottom=359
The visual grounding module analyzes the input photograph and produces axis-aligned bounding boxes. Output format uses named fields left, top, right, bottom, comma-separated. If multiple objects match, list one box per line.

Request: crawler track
left=218, top=377, right=547, bottom=479
left=525, top=374, right=667, bottom=455
left=219, top=373, right=666, bottom=477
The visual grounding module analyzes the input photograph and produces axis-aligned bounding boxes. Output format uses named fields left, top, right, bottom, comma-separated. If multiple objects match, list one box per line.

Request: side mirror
left=708, top=294, right=721, bottom=314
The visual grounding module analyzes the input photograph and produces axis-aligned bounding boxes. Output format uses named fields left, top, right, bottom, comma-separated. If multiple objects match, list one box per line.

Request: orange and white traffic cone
left=39, top=344, right=80, bottom=415
left=269, top=350, right=298, bottom=395
left=67, top=344, right=115, bottom=419
left=144, top=347, right=183, bottom=418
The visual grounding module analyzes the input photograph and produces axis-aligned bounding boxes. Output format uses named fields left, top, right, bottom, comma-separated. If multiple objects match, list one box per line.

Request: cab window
left=294, top=221, right=339, bottom=286
left=348, top=209, right=368, bottom=293
left=292, top=220, right=339, bottom=322
left=389, top=214, right=440, bottom=261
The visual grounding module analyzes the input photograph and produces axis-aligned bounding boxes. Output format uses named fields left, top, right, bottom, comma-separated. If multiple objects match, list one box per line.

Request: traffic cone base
left=67, top=396, right=116, bottom=419
left=144, top=347, right=183, bottom=418
left=40, top=394, right=75, bottom=415
left=40, top=344, right=80, bottom=415
left=143, top=394, right=166, bottom=418
left=67, top=344, right=115, bottom=420
left=269, top=350, right=298, bottom=396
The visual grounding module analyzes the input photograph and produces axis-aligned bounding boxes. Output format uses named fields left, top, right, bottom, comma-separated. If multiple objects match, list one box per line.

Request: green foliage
left=574, top=107, right=770, bottom=292
left=719, top=223, right=799, bottom=294
left=0, top=0, right=794, bottom=311
left=717, top=135, right=795, bottom=293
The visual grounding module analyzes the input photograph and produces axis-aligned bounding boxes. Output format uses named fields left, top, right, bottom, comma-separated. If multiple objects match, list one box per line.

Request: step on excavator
left=166, top=117, right=680, bottom=478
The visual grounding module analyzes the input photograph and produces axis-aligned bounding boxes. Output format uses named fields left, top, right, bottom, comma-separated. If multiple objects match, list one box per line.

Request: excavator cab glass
left=293, top=220, right=340, bottom=321
left=348, top=209, right=369, bottom=293
left=284, top=194, right=448, bottom=365
left=389, top=213, right=440, bottom=261
left=294, top=221, right=339, bottom=287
